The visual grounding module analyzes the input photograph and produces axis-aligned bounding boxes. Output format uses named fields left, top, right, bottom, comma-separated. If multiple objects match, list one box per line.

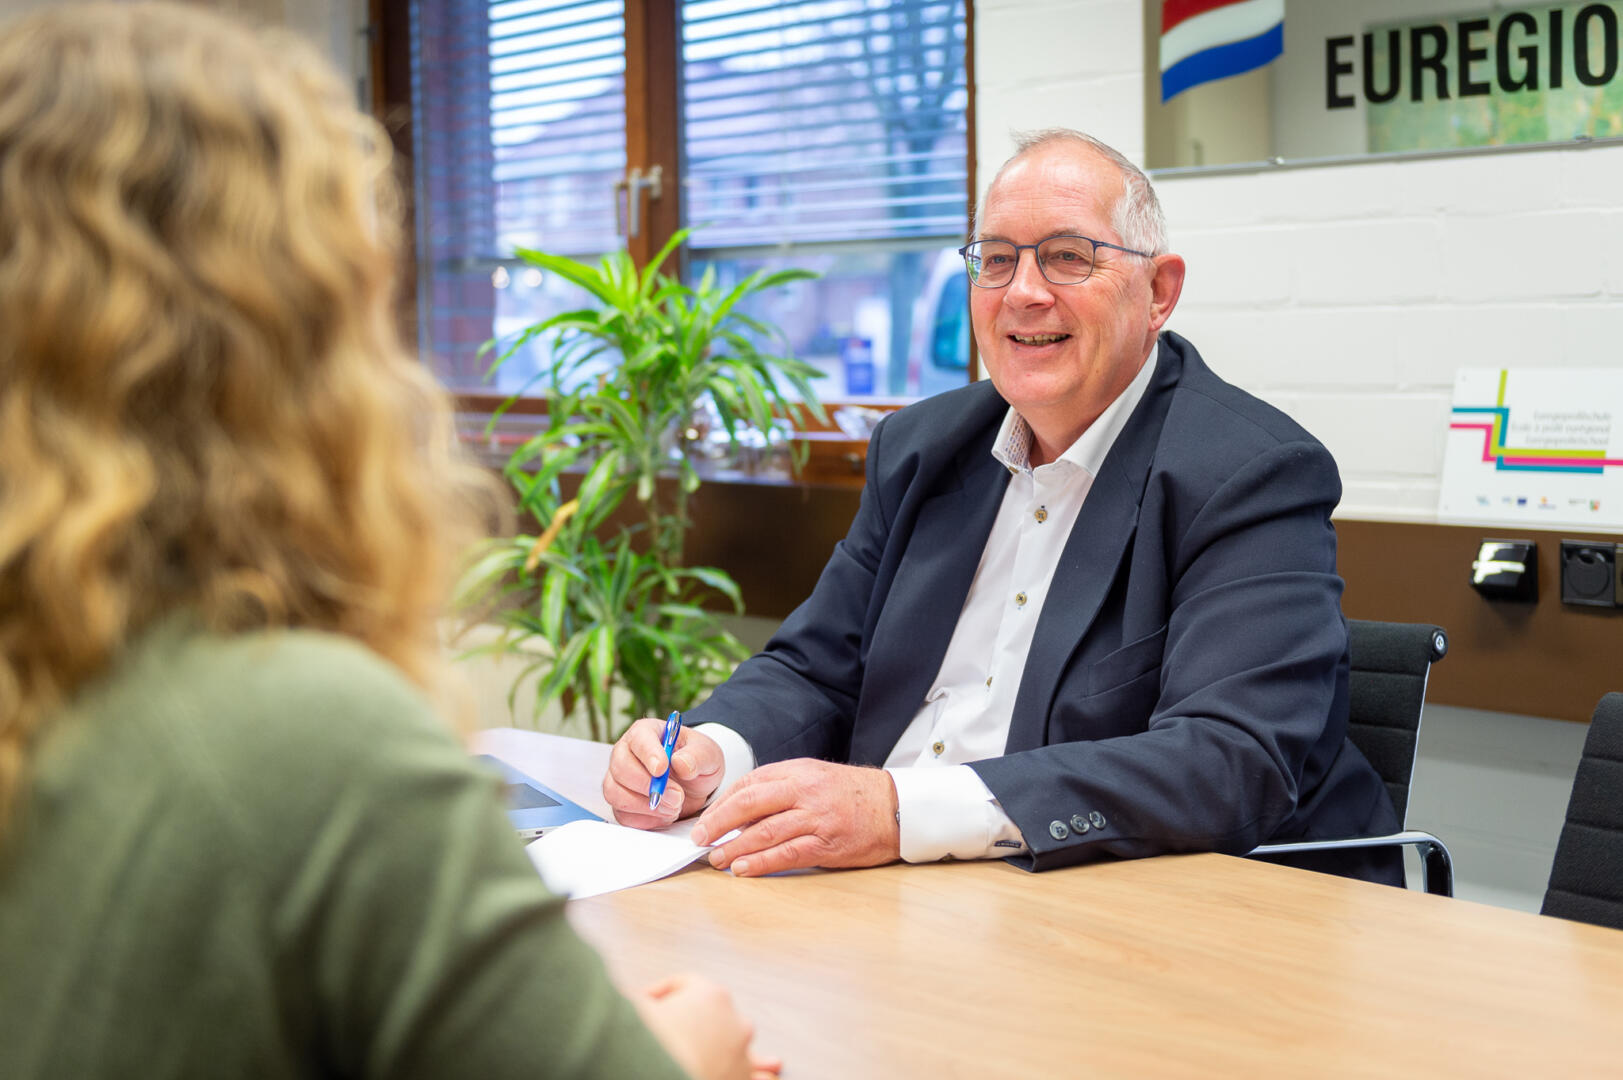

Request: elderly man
left=602, top=128, right=1402, bottom=885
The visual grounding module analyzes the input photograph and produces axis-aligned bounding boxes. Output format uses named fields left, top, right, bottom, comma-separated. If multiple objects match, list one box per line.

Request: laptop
left=474, top=754, right=602, bottom=840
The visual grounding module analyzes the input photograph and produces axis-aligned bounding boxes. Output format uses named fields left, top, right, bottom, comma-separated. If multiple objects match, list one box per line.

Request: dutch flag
left=1160, top=0, right=1285, bottom=102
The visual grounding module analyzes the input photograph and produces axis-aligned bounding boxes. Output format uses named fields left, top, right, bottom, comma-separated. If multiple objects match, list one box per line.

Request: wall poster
left=1439, top=368, right=1623, bottom=528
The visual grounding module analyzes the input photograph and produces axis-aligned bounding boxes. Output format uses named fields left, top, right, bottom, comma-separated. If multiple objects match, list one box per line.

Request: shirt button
left=931, top=740, right=945, bottom=757
left=984, top=676, right=993, bottom=687
left=1015, top=591, right=1027, bottom=607
left=1034, top=507, right=1048, bottom=523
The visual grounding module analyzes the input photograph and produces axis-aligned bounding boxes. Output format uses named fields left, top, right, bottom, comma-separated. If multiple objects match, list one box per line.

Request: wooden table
left=476, top=729, right=1623, bottom=1077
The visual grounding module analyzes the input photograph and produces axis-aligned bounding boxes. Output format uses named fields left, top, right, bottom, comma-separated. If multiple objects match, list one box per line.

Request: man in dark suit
left=601, top=129, right=1401, bottom=885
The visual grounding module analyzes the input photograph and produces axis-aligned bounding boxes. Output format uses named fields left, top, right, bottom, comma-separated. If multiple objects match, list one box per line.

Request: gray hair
left=973, top=128, right=1169, bottom=255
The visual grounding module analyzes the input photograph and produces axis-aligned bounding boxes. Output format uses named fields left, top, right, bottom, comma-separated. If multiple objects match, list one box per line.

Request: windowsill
left=454, top=392, right=899, bottom=491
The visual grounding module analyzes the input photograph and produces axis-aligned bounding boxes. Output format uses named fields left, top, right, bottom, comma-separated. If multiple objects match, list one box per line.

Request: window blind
left=681, top=0, right=969, bottom=249
left=487, top=0, right=626, bottom=256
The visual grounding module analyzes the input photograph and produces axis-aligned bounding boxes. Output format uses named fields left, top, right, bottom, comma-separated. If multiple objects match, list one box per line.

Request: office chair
left=1249, top=619, right=1455, bottom=896
left=1540, top=692, right=1623, bottom=931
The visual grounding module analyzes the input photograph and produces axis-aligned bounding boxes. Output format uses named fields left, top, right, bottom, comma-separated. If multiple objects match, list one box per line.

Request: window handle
left=617, top=165, right=664, bottom=239
left=613, top=172, right=630, bottom=237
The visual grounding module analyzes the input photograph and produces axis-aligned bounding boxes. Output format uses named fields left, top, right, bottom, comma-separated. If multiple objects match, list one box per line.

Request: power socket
left=1559, top=541, right=1620, bottom=607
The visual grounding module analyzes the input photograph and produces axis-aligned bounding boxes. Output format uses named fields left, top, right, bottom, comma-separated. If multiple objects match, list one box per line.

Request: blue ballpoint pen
left=647, top=710, right=683, bottom=809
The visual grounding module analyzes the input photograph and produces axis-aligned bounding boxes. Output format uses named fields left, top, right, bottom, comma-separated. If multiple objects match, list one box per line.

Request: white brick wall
left=974, top=0, right=1623, bottom=524
left=974, top=0, right=1147, bottom=168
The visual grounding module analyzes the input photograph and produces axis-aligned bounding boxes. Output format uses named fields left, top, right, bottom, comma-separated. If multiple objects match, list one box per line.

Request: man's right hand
left=603, top=717, right=725, bottom=829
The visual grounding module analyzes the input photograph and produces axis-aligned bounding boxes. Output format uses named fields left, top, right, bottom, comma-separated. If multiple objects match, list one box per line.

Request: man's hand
left=603, top=717, right=725, bottom=829
left=690, top=759, right=901, bottom=877
left=633, top=974, right=782, bottom=1080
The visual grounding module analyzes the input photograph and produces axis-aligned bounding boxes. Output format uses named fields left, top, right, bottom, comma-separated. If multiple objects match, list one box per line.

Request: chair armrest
left=1248, top=830, right=1454, bottom=896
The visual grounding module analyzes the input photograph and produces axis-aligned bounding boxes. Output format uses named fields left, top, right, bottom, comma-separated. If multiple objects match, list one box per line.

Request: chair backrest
left=1541, top=693, right=1623, bottom=931
left=1344, top=619, right=1448, bottom=827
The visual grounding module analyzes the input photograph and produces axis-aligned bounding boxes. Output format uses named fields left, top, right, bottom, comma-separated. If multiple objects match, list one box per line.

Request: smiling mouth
left=1009, top=333, right=1070, bottom=346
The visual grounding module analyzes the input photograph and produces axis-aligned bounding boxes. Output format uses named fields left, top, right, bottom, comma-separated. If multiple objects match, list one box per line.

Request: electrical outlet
left=1559, top=541, right=1617, bottom=607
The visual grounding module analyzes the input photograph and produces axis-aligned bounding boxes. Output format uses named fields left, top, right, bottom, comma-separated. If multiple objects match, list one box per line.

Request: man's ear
left=1147, top=253, right=1186, bottom=333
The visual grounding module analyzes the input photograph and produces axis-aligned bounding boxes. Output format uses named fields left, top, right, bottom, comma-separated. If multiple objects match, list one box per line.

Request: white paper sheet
left=472, top=729, right=740, bottom=899
left=526, top=818, right=735, bottom=899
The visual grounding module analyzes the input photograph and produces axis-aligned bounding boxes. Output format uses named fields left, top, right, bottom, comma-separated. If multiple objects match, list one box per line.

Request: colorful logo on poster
left=1450, top=371, right=1623, bottom=476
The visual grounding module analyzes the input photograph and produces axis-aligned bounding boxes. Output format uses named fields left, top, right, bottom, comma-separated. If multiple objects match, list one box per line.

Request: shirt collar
left=991, top=339, right=1160, bottom=476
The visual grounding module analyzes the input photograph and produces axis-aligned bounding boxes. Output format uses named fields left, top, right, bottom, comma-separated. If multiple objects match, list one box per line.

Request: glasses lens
left=1037, top=237, right=1096, bottom=284
left=965, top=241, right=1016, bottom=287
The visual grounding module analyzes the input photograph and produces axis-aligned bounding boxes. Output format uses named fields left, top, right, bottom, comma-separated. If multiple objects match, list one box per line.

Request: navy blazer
left=688, top=332, right=1402, bottom=883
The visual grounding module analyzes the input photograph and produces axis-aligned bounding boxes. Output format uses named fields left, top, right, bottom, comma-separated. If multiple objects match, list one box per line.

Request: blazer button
left=1088, top=811, right=1107, bottom=830
left=1048, top=820, right=1069, bottom=840
left=1070, top=814, right=1091, bottom=834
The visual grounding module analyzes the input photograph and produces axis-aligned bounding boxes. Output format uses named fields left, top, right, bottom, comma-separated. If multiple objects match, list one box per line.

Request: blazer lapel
left=849, top=443, right=1011, bottom=766
left=1004, top=337, right=1184, bottom=753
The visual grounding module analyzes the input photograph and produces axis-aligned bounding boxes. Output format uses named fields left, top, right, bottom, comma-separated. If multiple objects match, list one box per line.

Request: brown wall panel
left=1337, top=520, right=1622, bottom=723
left=685, top=482, right=861, bottom=621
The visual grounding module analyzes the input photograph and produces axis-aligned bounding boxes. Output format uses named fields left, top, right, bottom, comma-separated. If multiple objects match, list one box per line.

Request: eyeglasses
left=957, top=235, right=1154, bottom=288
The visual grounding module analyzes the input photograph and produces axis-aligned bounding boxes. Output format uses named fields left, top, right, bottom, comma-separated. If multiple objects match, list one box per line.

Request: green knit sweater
left=0, top=622, right=688, bottom=1080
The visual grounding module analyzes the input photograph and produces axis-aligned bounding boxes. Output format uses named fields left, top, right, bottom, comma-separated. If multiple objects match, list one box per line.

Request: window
left=405, top=0, right=972, bottom=400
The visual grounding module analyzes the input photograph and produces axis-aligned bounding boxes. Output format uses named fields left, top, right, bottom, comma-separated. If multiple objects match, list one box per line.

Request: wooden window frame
left=370, top=0, right=978, bottom=491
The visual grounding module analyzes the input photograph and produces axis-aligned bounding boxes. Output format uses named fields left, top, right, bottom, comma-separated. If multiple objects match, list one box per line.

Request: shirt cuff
left=692, top=722, right=756, bottom=807
left=886, top=765, right=1029, bottom=863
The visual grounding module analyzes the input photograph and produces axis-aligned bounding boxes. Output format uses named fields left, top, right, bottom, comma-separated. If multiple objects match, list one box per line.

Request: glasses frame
left=957, top=234, right=1156, bottom=289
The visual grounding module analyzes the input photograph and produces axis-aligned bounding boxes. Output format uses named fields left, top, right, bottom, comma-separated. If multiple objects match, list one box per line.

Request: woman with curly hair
left=0, top=5, right=776, bottom=1078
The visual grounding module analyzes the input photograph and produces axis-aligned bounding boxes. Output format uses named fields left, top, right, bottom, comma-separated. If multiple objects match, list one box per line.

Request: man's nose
left=1003, top=249, right=1053, bottom=306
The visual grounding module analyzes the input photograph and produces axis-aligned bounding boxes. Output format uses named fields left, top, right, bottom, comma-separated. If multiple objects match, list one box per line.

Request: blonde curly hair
left=0, top=2, right=494, bottom=825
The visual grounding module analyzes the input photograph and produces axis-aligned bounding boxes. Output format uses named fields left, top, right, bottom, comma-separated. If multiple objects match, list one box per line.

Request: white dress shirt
left=700, top=343, right=1159, bottom=863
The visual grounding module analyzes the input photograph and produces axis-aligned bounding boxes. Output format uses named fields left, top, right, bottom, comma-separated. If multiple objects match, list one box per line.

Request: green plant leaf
left=627, top=623, right=694, bottom=682
left=751, top=267, right=819, bottom=291
left=533, top=628, right=592, bottom=713
left=640, top=229, right=689, bottom=297
left=727, top=310, right=776, bottom=339
left=653, top=602, right=714, bottom=622
left=539, top=568, right=569, bottom=643
left=574, top=448, right=626, bottom=528
left=544, top=420, right=618, bottom=443
left=732, top=367, right=774, bottom=432
left=681, top=565, right=744, bottom=611
left=588, top=622, right=617, bottom=688
left=453, top=539, right=527, bottom=609
left=531, top=550, right=592, bottom=587
left=782, top=370, right=829, bottom=424
left=514, top=248, right=620, bottom=307
left=606, top=537, right=636, bottom=609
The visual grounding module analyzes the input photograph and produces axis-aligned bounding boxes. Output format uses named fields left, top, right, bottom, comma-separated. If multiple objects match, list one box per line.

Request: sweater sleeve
left=198, top=634, right=692, bottom=1080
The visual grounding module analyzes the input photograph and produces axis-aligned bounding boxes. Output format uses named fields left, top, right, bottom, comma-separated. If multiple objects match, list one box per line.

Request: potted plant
left=457, top=231, right=825, bottom=742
